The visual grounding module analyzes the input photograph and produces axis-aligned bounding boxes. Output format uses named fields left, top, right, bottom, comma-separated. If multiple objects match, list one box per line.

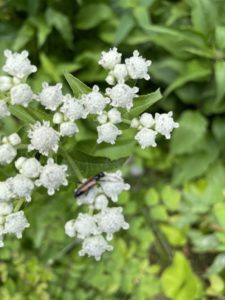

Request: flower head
left=96, top=207, right=129, bottom=240
left=79, top=235, right=113, bottom=261
left=3, top=50, right=37, bottom=79
left=35, top=158, right=68, bottom=195
left=125, top=50, right=151, bottom=80
left=97, top=123, right=121, bottom=144
left=106, top=83, right=139, bottom=111
left=0, top=144, right=17, bottom=165
left=10, top=83, right=33, bottom=107
left=3, top=211, right=30, bottom=238
left=135, top=128, right=157, bottom=149
left=60, top=122, right=79, bottom=137
left=0, top=202, right=13, bottom=215
left=0, top=101, right=10, bottom=119
left=28, top=121, right=60, bottom=156
left=0, top=76, right=12, bottom=92
left=8, top=174, right=34, bottom=202
left=99, top=48, right=122, bottom=70
left=82, top=85, right=110, bottom=115
left=60, top=94, right=87, bottom=121
left=155, top=111, right=179, bottom=139
left=0, top=181, right=13, bottom=202
left=38, top=82, right=63, bottom=111
left=15, top=157, right=41, bottom=178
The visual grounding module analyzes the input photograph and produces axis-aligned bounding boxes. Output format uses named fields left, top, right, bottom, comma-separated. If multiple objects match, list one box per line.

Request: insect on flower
left=74, top=172, right=105, bottom=197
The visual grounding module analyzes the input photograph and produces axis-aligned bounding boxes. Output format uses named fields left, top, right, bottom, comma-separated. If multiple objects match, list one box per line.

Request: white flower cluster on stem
left=0, top=48, right=179, bottom=256
left=65, top=171, right=130, bottom=260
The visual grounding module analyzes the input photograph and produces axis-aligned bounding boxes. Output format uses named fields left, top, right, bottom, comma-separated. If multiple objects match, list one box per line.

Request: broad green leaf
left=213, top=203, right=225, bottom=228
left=40, top=53, right=61, bottom=82
left=30, top=15, right=52, bottom=47
left=171, top=111, right=207, bottom=155
left=161, top=252, right=203, bottom=300
left=12, top=22, right=35, bottom=51
left=215, top=60, right=225, bottom=103
left=8, top=105, right=36, bottom=124
left=125, top=88, right=162, bottom=118
left=64, top=73, right=91, bottom=98
left=94, top=140, right=136, bottom=160
left=151, top=205, right=168, bottom=221
left=115, top=13, right=135, bottom=45
left=164, top=60, right=211, bottom=97
left=133, top=6, right=151, bottom=28
left=144, top=188, right=159, bottom=206
left=66, top=149, right=127, bottom=177
left=46, top=8, right=73, bottom=48
left=206, top=274, right=224, bottom=296
left=76, top=4, right=112, bottom=30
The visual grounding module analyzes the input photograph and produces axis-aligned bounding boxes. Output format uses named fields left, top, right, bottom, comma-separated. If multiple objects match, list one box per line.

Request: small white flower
left=105, top=74, right=116, bottom=85
left=0, top=101, right=10, bottom=119
left=108, top=108, right=122, bottom=124
left=130, top=118, right=140, bottom=128
left=0, top=202, right=13, bottom=215
left=76, top=187, right=98, bottom=206
left=3, top=211, right=30, bottom=238
left=96, top=207, right=129, bottom=240
left=0, top=227, right=4, bottom=247
left=135, top=128, right=157, bottom=149
left=79, top=235, right=113, bottom=261
left=82, top=85, right=110, bottom=115
left=0, top=76, right=12, bottom=92
left=35, top=158, right=68, bottom=195
left=60, top=122, right=79, bottom=137
left=8, top=133, right=21, bottom=146
left=60, top=94, right=87, bottom=121
left=155, top=111, right=179, bottom=139
left=100, top=170, right=130, bottom=202
left=53, top=112, right=64, bottom=124
left=16, top=157, right=41, bottom=178
left=0, top=181, right=13, bottom=202
left=28, top=121, right=60, bottom=156
left=3, top=50, right=37, bottom=79
left=106, top=83, right=139, bottom=111
left=0, top=144, right=17, bottom=165
left=125, top=50, right=151, bottom=80
left=97, top=123, right=121, bottom=144
left=110, top=63, right=128, bottom=83
left=94, top=194, right=109, bottom=210
left=38, top=82, right=63, bottom=111
left=10, top=83, right=33, bottom=107
left=70, top=213, right=99, bottom=239
left=99, top=48, right=122, bottom=70
left=9, top=174, right=34, bottom=202
left=139, top=113, right=154, bottom=128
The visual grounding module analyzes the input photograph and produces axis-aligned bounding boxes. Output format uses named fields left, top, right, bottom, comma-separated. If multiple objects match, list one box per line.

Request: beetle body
left=74, top=172, right=105, bottom=197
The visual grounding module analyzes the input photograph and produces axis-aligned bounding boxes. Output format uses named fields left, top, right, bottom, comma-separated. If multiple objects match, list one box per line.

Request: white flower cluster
left=0, top=48, right=179, bottom=255
left=65, top=171, right=130, bottom=260
left=131, top=112, right=179, bottom=149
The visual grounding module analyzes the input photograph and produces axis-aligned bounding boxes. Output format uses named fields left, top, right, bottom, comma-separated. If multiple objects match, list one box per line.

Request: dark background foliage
left=1, top=0, right=225, bottom=299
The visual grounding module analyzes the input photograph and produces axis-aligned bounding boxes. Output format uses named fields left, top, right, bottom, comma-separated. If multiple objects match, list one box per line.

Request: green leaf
left=115, top=13, right=135, bottom=45
left=161, top=186, right=181, bottom=211
left=8, top=105, right=36, bottom=124
left=171, top=111, right=208, bottom=155
left=40, top=53, right=61, bottom=82
left=191, top=0, right=217, bottom=36
left=46, top=8, right=73, bottom=48
left=161, top=252, right=203, bottom=300
left=67, top=149, right=127, bottom=177
left=160, top=225, right=186, bottom=246
left=30, top=15, right=52, bottom=47
left=207, top=254, right=225, bottom=275
left=215, top=60, right=225, bottom=103
left=207, top=274, right=224, bottom=296
left=144, top=188, right=159, bottom=206
left=133, top=6, right=151, bottom=28
left=151, top=205, right=168, bottom=221
left=64, top=73, right=91, bottom=98
left=215, top=26, right=225, bottom=50
left=125, top=88, right=162, bottom=118
left=76, top=4, right=112, bottom=30
left=164, top=60, right=211, bottom=97
left=12, top=22, right=35, bottom=51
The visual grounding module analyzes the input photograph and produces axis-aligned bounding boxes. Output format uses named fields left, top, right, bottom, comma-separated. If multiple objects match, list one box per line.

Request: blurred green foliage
left=1, top=0, right=225, bottom=299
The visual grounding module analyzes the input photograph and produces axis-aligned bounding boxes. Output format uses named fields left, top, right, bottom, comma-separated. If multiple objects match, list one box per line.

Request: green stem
left=122, top=118, right=131, bottom=125
left=14, top=198, right=25, bottom=212
left=62, top=150, right=83, bottom=181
